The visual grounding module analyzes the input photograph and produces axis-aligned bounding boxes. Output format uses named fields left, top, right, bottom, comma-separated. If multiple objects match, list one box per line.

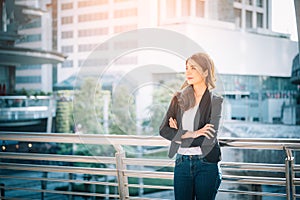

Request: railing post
left=115, top=145, right=129, bottom=200
left=0, top=183, right=4, bottom=199
left=68, top=173, right=74, bottom=200
left=41, top=172, right=47, bottom=200
left=285, top=147, right=295, bottom=200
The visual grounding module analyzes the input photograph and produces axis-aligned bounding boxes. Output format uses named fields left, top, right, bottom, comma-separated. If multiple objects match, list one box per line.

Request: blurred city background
left=0, top=0, right=299, bottom=199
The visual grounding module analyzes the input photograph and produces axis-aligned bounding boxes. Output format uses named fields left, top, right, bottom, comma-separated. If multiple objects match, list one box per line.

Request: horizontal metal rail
left=0, top=132, right=299, bottom=200
left=0, top=162, right=117, bottom=176
left=0, top=152, right=116, bottom=164
left=0, top=185, right=120, bottom=199
left=1, top=131, right=300, bottom=148
left=0, top=175, right=118, bottom=187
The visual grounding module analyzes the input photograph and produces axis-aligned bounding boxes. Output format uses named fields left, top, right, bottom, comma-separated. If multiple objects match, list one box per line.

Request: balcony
left=0, top=132, right=299, bottom=200
left=0, top=96, right=55, bottom=125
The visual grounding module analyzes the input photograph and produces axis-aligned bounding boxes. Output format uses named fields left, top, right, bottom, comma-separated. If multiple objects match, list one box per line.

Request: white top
left=177, top=103, right=203, bottom=155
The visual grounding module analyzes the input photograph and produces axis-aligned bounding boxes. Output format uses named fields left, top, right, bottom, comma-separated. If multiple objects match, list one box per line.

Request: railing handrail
left=0, top=132, right=299, bottom=200
left=1, top=131, right=300, bottom=149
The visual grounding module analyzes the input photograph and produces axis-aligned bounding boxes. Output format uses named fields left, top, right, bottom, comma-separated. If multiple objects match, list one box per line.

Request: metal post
left=105, top=175, right=109, bottom=200
left=285, top=148, right=295, bottom=200
left=115, top=145, right=129, bottom=200
left=91, top=175, right=96, bottom=200
left=68, top=173, right=73, bottom=200
left=41, top=172, right=47, bottom=200
left=0, top=183, right=4, bottom=199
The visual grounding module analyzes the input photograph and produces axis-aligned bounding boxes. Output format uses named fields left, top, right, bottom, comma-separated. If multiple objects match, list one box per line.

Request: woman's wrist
left=181, top=131, right=194, bottom=139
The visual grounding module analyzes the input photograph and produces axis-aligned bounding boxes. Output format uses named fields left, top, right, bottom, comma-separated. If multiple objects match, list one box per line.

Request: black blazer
left=159, top=88, right=223, bottom=163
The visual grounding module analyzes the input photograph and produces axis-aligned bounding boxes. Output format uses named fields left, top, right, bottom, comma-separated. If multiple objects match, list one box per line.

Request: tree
left=73, top=77, right=114, bottom=157
left=143, top=74, right=184, bottom=135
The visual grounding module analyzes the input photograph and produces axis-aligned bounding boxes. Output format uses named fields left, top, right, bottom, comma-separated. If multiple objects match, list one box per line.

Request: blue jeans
left=174, top=154, right=222, bottom=200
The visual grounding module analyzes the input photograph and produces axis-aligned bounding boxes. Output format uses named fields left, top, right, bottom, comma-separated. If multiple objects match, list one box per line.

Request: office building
left=55, top=0, right=298, bottom=124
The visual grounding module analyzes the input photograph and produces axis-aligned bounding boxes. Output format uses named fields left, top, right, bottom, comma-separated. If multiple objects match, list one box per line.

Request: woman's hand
left=169, top=117, right=178, bottom=129
left=181, top=124, right=215, bottom=139
left=195, top=124, right=215, bottom=139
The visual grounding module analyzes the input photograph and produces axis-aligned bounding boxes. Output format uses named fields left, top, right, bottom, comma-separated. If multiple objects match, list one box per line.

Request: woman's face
left=185, top=59, right=207, bottom=85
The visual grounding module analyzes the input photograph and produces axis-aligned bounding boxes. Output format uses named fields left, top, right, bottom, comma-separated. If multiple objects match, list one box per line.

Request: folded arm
left=159, top=96, right=188, bottom=143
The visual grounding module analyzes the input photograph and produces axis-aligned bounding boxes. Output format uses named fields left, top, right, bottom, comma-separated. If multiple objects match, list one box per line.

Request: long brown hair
left=176, top=52, right=216, bottom=111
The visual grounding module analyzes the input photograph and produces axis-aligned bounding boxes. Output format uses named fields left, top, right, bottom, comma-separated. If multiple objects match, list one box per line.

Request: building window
left=114, top=24, right=137, bottom=33
left=195, top=0, right=205, bottom=18
left=113, top=40, right=138, bottom=50
left=78, top=0, right=108, bottom=7
left=114, top=0, right=132, bottom=2
left=61, top=16, right=73, bottom=24
left=16, top=76, right=41, bottom=84
left=246, top=10, right=252, bottom=28
left=78, top=13, right=108, bottom=22
left=61, top=31, right=73, bottom=39
left=245, top=0, right=253, bottom=5
left=234, top=8, right=242, bottom=28
left=114, top=56, right=137, bottom=65
left=20, top=18, right=41, bottom=30
left=166, top=0, right=176, bottom=18
left=256, top=0, right=263, bottom=7
left=114, top=8, right=137, bottom=18
left=18, top=65, right=41, bottom=70
left=62, top=60, right=73, bottom=68
left=78, top=43, right=108, bottom=52
left=16, top=34, right=42, bottom=43
left=61, top=45, right=73, bottom=53
left=257, top=12, right=263, bottom=28
left=182, top=0, right=191, bottom=17
left=234, top=0, right=268, bottom=30
left=78, top=58, right=108, bottom=67
left=61, top=2, right=73, bottom=10
left=78, top=44, right=98, bottom=52
left=78, top=28, right=108, bottom=37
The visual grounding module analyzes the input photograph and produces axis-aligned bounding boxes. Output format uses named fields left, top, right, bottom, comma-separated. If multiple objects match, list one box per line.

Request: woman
left=159, top=52, right=223, bottom=200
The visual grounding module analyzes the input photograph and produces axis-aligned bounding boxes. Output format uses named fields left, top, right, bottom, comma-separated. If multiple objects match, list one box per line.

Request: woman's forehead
left=187, top=59, right=200, bottom=68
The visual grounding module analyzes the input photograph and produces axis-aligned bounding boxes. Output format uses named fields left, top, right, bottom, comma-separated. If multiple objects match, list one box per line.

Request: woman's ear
left=203, top=70, right=208, bottom=77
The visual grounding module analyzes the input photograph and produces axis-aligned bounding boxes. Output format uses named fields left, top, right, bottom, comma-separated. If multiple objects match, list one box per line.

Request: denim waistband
left=176, top=154, right=204, bottom=160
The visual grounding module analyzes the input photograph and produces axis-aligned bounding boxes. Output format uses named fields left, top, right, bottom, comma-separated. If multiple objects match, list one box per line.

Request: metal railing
left=0, top=132, right=299, bottom=200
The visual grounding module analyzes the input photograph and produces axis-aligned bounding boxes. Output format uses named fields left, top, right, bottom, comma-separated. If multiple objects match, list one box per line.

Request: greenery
left=143, top=74, right=184, bottom=134
left=73, top=77, right=106, bottom=134
left=67, top=77, right=116, bottom=159
left=11, top=88, right=52, bottom=96
left=109, top=85, right=136, bottom=135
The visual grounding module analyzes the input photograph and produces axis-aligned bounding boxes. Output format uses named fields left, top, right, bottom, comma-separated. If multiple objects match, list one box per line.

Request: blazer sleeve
left=159, top=96, right=188, bottom=143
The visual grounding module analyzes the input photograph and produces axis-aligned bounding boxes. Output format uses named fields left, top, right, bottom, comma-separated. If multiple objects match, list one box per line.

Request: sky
left=272, top=0, right=298, bottom=41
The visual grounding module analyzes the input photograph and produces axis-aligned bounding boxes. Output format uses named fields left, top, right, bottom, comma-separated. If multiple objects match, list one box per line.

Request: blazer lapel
left=193, top=88, right=211, bottom=131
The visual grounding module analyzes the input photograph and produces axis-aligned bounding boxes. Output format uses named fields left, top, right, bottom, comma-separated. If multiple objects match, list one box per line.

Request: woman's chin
left=187, top=80, right=193, bottom=85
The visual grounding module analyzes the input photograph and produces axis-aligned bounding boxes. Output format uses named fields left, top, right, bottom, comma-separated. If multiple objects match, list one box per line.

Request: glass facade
left=16, top=76, right=41, bottom=84
left=78, top=0, right=108, bottom=7
left=17, top=65, right=41, bottom=70
left=78, top=28, right=108, bottom=37
left=78, top=13, right=108, bottom=22
left=61, top=2, right=73, bottom=10
left=219, top=74, right=298, bottom=123
left=16, top=34, right=42, bottom=43
left=61, top=60, right=73, bottom=68
left=20, top=18, right=41, bottom=30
